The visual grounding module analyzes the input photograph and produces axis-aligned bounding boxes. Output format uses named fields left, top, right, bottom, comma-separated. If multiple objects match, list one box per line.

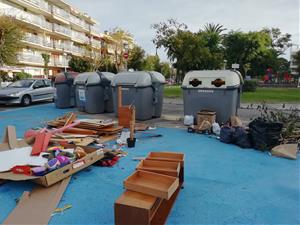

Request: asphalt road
left=0, top=98, right=298, bottom=128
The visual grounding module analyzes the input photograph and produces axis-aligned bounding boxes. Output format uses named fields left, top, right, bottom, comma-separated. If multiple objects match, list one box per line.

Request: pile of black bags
left=220, top=118, right=283, bottom=151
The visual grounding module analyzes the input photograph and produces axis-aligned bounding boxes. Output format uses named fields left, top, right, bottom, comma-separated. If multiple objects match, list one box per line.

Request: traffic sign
left=232, top=64, right=239, bottom=69
left=123, top=52, right=129, bottom=59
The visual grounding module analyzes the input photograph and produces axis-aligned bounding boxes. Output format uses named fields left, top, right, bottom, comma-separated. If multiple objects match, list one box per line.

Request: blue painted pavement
left=0, top=104, right=299, bottom=224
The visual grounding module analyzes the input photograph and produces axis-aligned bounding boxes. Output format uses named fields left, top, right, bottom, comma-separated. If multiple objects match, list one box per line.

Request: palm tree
left=203, top=23, right=226, bottom=34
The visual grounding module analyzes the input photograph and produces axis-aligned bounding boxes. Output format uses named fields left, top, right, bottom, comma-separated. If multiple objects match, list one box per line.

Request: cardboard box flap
left=0, top=172, right=38, bottom=181
left=3, top=177, right=70, bottom=225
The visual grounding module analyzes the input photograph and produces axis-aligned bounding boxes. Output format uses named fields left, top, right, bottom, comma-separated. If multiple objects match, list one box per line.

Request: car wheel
left=21, top=95, right=32, bottom=107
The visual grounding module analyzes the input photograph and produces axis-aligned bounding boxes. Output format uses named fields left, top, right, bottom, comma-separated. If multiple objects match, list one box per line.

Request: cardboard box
left=0, top=148, right=104, bottom=187
left=34, top=150, right=104, bottom=187
left=197, top=110, right=216, bottom=125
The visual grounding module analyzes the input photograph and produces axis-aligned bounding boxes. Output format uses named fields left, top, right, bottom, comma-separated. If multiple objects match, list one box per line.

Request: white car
left=0, top=79, right=55, bottom=106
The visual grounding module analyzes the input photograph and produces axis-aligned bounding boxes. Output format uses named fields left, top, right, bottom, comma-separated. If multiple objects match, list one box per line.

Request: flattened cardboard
left=2, top=126, right=18, bottom=149
left=271, top=144, right=298, bottom=160
left=3, top=177, right=70, bottom=225
left=0, top=126, right=29, bottom=151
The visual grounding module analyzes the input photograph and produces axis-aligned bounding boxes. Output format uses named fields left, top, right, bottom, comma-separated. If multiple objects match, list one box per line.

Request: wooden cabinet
left=115, top=190, right=163, bottom=225
left=115, top=152, right=185, bottom=225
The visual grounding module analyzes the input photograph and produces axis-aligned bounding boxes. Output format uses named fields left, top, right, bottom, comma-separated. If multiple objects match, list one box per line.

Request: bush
left=243, top=80, right=258, bottom=92
left=14, top=72, right=32, bottom=80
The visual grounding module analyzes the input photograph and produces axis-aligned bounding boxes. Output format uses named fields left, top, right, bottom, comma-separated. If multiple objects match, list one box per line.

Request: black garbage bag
left=249, top=118, right=283, bottom=151
left=220, top=126, right=235, bottom=144
left=232, top=127, right=252, bottom=148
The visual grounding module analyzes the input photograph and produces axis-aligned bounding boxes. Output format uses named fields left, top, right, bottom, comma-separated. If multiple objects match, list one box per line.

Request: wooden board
left=124, top=170, right=179, bottom=200
left=136, top=160, right=180, bottom=177
left=150, top=183, right=182, bottom=225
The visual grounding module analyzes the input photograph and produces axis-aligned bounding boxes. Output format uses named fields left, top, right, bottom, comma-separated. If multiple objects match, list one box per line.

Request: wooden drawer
left=136, top=159, right=180, bottom=177
left=124, top=170, right=179, bottom=200
left=146, top=152, right=184, bottom=167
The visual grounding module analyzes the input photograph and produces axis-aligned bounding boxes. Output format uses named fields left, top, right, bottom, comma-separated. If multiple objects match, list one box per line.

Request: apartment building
left=0, top=0, right=102, bottom=77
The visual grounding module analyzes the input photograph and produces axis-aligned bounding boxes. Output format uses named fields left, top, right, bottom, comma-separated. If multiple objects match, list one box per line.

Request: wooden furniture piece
left=115, top=152, right=185, bottom=225
left=115, top=190, right=163, bottom=225
left=146, top=152, right=185, bottom=183
left=118, top=86, right=135, bottom=128
left=136, top=160, right=180, bottom=177
left=124, top=170, right=179, bottom=200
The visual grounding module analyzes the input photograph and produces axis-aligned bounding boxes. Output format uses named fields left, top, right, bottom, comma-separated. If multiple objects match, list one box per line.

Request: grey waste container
left=74, top=72, right=90, bottom=112
left=54, top=72, right=78, bottom=108
left=74, top=71, right=115, bottom=114
left=181, top=70, right=243, bottom=124
left=111, top=71, right=165, bottom=121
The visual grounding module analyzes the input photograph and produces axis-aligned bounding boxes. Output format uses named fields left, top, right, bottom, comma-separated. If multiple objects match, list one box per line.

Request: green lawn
left=164, top=86, right=300, bottom=103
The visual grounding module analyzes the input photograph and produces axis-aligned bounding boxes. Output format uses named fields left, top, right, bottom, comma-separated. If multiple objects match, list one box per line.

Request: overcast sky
left=68, top=0, right=299, bottom=61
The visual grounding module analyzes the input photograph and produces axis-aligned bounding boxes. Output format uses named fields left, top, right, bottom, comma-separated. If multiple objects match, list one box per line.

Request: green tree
left=14, top=72, right=32, bottom=81
left=152, top=19, right=224, bottom=79
left=109, top=28, right=134, bottom=72
left=262, top=27, right=292, bottom=56
left=127, top=45, right=145, bottom=71
left=203, top=23, right=226, bottom=34
left=292, top=50, right=300, bottom=75
left=160, top=62, right=172, bottom=78
left=142, top=55, right=161, bottom=71
left=68, top=56, right=92, bottom=73
left=0, top=15, right=24, bottom=66
left=223, top=30, right=272, bottom=76
left=41, top=53, right=50, bottom=77
left=98, top=55, right=117, bottom=73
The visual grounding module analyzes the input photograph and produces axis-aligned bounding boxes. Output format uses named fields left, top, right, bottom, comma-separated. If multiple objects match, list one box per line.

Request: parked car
left=0, top=79, right=55, bottom=106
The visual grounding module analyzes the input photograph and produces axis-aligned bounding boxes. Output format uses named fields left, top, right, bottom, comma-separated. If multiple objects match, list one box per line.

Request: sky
left=68, top=0, right=299, bottom=61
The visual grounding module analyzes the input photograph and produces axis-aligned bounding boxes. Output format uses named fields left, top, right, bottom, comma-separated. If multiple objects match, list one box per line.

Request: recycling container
left=181, top=70, right=243, bottom=124
left=111, top=71, right=165, bottom=120
left=54, top=72, right=78, bottom=108
left=74, top=71, right=115, bottom=113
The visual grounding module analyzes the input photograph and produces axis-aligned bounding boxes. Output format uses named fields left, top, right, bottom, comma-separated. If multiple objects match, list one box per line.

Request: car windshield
left=8, top=80, right=34, bottom=88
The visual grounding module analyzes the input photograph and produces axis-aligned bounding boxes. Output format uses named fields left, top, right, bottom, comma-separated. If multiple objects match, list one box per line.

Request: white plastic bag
left=184, top=115, right=194, bottom=126
left=212, top=122, right=221, bottom=135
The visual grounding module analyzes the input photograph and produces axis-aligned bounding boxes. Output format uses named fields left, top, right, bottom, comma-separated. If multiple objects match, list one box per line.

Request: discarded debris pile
left=185, top=108, right=299, bottom=160
left=47, top=113, right=123, bottom=136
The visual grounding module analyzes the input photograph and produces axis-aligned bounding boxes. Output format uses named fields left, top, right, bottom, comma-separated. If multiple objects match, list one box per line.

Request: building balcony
left=53, top=24, right=71, bottom=38
left=23, top=33, right=54, bottom=49
left=69, top=14, right=90, bottom=31
left=0, top=8, right=53, bottom=33
left=53, top=40, right=72, bottom=52
left=71, top=46, right=86, bottom=56
left=91, top=39, right=101, bottom=49
left=23, top=0, right=51, bottom=13
left=50, top=58, right=69, bottom=68
left=18, top=53, right=44, bottom=66
left=52, top=5, right=70, bottom=24
left=71, top=31, right=90, bottom=44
